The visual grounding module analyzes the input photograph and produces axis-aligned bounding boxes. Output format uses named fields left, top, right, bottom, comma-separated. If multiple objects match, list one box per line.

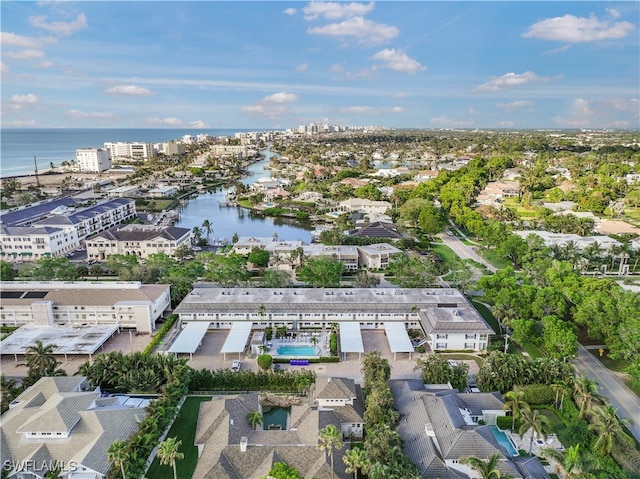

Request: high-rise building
left=75, top=148, right=111, bottom=172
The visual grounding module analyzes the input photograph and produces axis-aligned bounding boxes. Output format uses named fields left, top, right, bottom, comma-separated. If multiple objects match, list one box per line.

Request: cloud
left=430, top=116, right=474, bottom=127
left=1, top=63, right=8, bottom=75
left=330, top=63, right=344, bottom=72
left=11, top=93, right=39, bottom=105
left=606, top=8, right=621, bottom=19
left=263, top=92, right=299, bottom=103
left=283, top=7, right=297, bottom=16
left=35, top=61, right=54, bottom=69
left=303, top=1, right=375, bottom=21
left=106, top=85, right=153, bottom=96
left=600, top=97, right=639, bottom=113
left=552, top=98, right=595, bottom=127
left=477, top=71, right=554, bottom=92
left=523, top=13, right=635, bottom=43
left=188, top=120, right=210, bottom=129
left=148, top=117, right=184, bottom=126
left=0, top=32, right=41, bottom=48
left=371, top=49, right=426, bottom=74
left=4, top=49, right=46, bottom=60
left=66, top=109, right=114, bottom=119
left=496, top=100, right=534, bottom=113
left=338, top=105, right=404, bottom=114
left=295, top=63, right=309, bottom=72
left=497, top=121, right=516, bottom=128
left=29, top=13, right=88, bottom=36
left=241, top=91, right=299, bottom=119
left=392, top=91, right=409, bottom=99
left=468, top=107, right=479, bottom=115
left=307, top=16, right=399, bottom=46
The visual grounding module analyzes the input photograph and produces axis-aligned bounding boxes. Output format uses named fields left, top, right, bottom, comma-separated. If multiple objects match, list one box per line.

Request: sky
left=1, top=1, right=639, bottom=130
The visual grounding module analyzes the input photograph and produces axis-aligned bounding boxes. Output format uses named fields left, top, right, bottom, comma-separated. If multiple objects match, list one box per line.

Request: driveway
left=572, top=345, right=640, bottom=443
left=439, top=233, right=497, bottom=273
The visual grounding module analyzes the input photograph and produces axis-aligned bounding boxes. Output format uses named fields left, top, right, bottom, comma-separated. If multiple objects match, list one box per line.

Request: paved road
left=572, top=345, right=640, bottom=442
left=439, top=233, right=497, bottom=273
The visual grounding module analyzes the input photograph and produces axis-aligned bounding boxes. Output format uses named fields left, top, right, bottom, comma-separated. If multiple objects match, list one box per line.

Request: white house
left=338, top=198, right=392, bottom=215
left=0, top=225, right=79, bottom=262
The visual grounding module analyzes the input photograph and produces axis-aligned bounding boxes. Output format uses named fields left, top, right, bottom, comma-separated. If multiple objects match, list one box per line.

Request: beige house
left=0, top=377, right=146, bottom=479
left=86, top=224, right=191, bottom=260
left=357, top=243, right=402, bottom=269
left=0, top=281, right=171, bottom=333
left=310, top=377, right=364, bottom=439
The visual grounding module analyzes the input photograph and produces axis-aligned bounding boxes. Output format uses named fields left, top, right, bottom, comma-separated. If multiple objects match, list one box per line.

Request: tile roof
left=89, top=224, right=190, bottom=242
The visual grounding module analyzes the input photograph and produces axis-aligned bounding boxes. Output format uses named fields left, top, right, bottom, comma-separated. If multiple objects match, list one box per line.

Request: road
left=439, top=232, right=497, bottom=273
left=572, top=345, right=640, bottom=443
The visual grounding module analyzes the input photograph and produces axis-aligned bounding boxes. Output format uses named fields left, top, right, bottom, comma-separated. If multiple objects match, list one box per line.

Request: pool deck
left=504, top=428, right=564, bottom=455
left=265, top=332, right=329, bottom=357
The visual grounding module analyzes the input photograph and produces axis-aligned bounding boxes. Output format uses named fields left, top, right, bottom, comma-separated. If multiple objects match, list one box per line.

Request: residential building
left=104, top=142, right=156, bottom=161
left=310, top=377, right=364, bottom=439
left=348, top=221, right=402, bottom=239
left=357, top=243, right=402, bottom=269
left=304, top=244, right=359, bottom=271
left=338, top=198, right=392, bottom=215
left=390, top=380, right=551, bottom=479
left=0, top=281, right=171, bottom=333
left=0, top=225, right=79, bottom=262
left=86, top=224, right=191, bottom=259
left=173, top=287, right=493, bottom=352
left=0, top=376, right=147, bottom=479
left=75, top=148, right=111, bottom=173
left=476, top=181, right=520, bottom=206
left=106, top=185, right=139, bottom=198
left=164, top=140, right=186, bottom=156
left=148, top=185, right=178, bottom=197
left=192, top=391, right=351, bottom=479
left=513, top=231, right=622, bottom=252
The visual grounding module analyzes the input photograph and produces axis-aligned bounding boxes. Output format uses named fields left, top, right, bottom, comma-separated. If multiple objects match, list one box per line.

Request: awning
left=384, top=322, right=414, bottom=360
left=167, top=321, right=210, bottom=359
left=220, top=322, right=253, bottom=360
left=20, top=252, right=33, bottom=256
left=338, top=322, right=364, bottom=360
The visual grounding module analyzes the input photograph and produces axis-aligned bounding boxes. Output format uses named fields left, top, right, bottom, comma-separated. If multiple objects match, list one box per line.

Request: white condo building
left=104, top=142, right=156, bottom=161
left=75, top=148, right=111, bottom=173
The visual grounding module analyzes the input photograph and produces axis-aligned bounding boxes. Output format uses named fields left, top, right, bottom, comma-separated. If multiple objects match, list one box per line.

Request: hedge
left=518, top=383, right=555, bottom=406
left=143, top=314, right=177, bottom=356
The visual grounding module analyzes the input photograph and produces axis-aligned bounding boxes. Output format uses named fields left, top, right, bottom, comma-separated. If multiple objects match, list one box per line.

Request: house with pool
left=390, top=379, right=551, bottom=479
left=171, top=286, right=494, bottom=359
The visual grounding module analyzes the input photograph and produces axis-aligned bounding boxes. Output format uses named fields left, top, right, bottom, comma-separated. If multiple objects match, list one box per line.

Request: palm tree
left=107, top=440, right=129, bottom=479
left=540, top=445, right=591, bottom=478
left=460, top=453, right=513, bottom=479
left=24, top=340, right=59, bottom=379
left=518, top=408, right=553, bottom=455
left=573, top=375, right=603, bottom=420
left=503, top=388, right=530, bottom=431
left=343, top=447, right=368, bottom=479
left=201, top=219, right=213, bottom=240
left=588, top=404, right=634, bottom=456
left=157, top=437, right=184, bottom=479
left=318, top=424, right=344, bottom=479
left=247, top=409, right=263, bottom=430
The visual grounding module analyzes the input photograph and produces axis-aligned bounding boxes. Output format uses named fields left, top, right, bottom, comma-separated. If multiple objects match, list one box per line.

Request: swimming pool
left=490, top=425, right=518, bottom=456
left=276, top=345, right=317, bottom=356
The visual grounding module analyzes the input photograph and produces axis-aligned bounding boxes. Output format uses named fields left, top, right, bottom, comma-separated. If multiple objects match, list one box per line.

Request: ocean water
left=0, top=128, right=260, bottom=177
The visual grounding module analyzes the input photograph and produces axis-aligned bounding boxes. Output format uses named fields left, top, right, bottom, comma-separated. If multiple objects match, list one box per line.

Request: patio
left=506, top=429, right=564, bottom=456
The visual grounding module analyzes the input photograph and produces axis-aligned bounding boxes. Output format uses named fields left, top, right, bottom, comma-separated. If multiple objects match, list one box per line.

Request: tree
left=497, top=234, right=528, bottom=269
left=503, top=389, right=530, bottom=431
left=248, top=247, right=270, bottom=267
left=587, top=404, right=634, bottom=456
left=21, top=257, right=78, bottom=281
left=261, top=462, right=303, bottom=479
left=414, top=355, right=469, bottom=391
left=173, top=244, right=194, bottom=261
left=23, top=340, right=62, bottom=381
left=539, top=445, right=592, bottom=479
left=442, top=257, right=477, bottom=293
left=108, top=440, right=129, bottom=479
left=353, top=270, right=380, bottom=288
left=261, top=269, right=292, bottom=288
left=157, top=437, right=184, bottom=479
left=573, top=376, right=603, bottom=420
left=297, top=257, right=344, bottom=287
left=388, top=255, right=440, bottom=288
left=460, top=453, right=513, bottom=479
left=540, top=315, right=578, bottom=359
left=318, top=424, right=344, bottom=479
left=0, top=261, right=16, bottom=281
left=247, top=409, right=263, bottom=430
left=1, top=177, right=22, bottom=198
left=257, top=354, right=273, bottom=370
left=518, top=408, right=553, bottom=455
left=204, top=253, right=250, bottom=287
left=1, top=374, right=22, bottom=414
left=201, top=219, right=213, bottom=240
left=343, top=447, right=368, bottom=479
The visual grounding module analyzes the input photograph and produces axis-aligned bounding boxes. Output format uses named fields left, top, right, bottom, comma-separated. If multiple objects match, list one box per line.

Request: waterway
left=175, top=149, right=314, bottom=242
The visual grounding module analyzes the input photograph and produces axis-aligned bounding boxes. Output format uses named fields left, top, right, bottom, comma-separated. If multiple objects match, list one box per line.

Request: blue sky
left=1, top=1, right=638, bottom=130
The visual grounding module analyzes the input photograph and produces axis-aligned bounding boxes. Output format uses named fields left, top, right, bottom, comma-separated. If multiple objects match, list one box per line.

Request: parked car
left=273, top=364, right=282, bottom=372
left=447, top=359, right=459, bottom=368
left=231, top=360, right=242, bottom=372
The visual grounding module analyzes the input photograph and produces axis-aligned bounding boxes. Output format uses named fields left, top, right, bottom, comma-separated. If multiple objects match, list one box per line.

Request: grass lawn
left=146, top=396, right=211, bottom=479
left=431, top=243, right=457, bottom=266
left=478, top=248, right=512, bottom=270
left=470, top=300, right=501, bottom=335
left=538, top=409, right=570, bottom=448
left=438, top=353, right=484, bottom=369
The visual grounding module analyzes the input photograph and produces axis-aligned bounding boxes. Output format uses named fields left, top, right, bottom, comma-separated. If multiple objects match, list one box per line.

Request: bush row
left=143, top=314, right=178, bottom=356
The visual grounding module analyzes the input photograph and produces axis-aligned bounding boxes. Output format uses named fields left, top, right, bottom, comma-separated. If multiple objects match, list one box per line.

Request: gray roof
left=88, top=224, right=190, bottom=242
left=314, top=377, right=357, bottom=401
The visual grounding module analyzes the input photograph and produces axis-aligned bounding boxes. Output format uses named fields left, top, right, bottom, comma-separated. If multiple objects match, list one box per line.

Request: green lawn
left=538, top=409, right=570, bottom=448
left=470, top=300, right=501, bottom=335
left=431, top=243, right=457, bottom=265
left=146, top=396, right=211, bottom=479
left=477, top=248, right=512, bottom=270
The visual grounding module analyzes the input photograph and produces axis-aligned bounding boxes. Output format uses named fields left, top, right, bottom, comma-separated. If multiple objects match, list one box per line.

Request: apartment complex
left=0, top=281, right=171, bottom=333
left=103, top=142, right=156, bottom=161
left=75, top=148, right=111, bottom=173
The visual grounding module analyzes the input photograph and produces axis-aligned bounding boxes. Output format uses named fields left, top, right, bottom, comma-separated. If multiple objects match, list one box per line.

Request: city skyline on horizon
left=1, top=1, right=639, bottom=131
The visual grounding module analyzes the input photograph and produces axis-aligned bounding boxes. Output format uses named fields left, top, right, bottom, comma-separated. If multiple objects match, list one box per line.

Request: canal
left=175, top=149, right=314, bottom=242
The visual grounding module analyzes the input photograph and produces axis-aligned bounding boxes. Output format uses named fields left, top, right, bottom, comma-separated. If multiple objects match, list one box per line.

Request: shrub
left=329, top=332, right=338, bottom=356
left=561, top=398, right=580, bottom=423
left=143, top=314, right=177, bottom=355
left=518, top=383, right=555, bottom=405
left=496, top=415, right=520, bottom=431
left=257, top=354, right=273, bottom=370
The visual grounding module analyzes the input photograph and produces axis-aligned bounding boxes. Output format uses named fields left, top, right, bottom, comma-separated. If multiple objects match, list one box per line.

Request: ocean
left=0, top=128, right=262, bottom=177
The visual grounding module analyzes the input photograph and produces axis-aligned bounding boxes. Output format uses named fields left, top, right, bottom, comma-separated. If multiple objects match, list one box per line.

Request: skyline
left=1, top=1, right=639, bottom=130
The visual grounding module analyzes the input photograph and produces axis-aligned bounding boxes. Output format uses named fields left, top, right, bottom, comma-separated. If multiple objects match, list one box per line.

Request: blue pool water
left=490, top=426, right=518, bottom=456
left=277, top=345, right=317, bottom=356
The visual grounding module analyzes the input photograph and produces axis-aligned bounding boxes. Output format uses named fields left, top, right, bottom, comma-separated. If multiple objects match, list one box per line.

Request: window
left=464, top=343, right=475, bottom=349
left=465, top=334, right=476, bottom=340
left=435, top=343, right=447, bottom=349
left=436, top=334, right=448, bottom=339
